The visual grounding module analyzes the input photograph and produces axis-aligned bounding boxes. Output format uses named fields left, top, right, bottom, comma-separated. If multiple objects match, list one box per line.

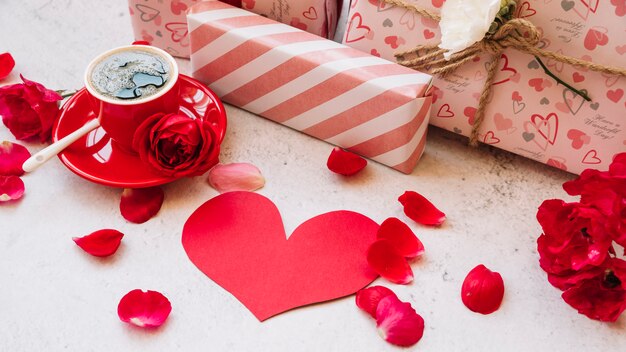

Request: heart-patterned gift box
left=343, top=0, right=626, bottom=174
left=128, top=0, right=341, bottom=58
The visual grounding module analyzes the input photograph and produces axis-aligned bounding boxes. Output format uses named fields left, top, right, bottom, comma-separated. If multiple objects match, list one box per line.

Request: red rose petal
left=376, top=295, right=425, bottom=347
left=327, top=147, right=367, bottom=176
left=377, top=217, right=425, bottom=258
left=367, top=240, right=414, bottom=285
left=461, top=264, right=505, bottom=315
left=120, top=187, right=164, bottom=224
left=0, top=53, right=15, bottom=80
left=72, top=229, right=124, bottom=257
left=356, top=286, right=397, bottom=319
left=117, top=289, right=172, bottom=328
left=0, top=141, right=30, bottom=176
left=398, top=191, right=446, bottom=226
left=0, top=175, right=24, bottom=202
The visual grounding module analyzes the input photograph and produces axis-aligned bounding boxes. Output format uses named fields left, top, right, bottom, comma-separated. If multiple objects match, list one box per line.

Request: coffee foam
left=89, top=49, right=171, bottom=101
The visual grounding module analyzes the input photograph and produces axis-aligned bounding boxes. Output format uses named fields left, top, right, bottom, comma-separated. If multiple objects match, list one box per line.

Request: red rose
left=563, top=153, right=626, bottom=246
left=132, top=113, right=220, bottom=177
left=0, top=75, right=62, bottom=142
left=536, top=200, right=613, bottom=278
left=561, top=258, right=626, bottom=322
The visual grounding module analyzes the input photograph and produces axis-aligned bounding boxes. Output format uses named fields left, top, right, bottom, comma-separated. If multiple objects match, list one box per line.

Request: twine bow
left=382, top=0, right=626, bottom=146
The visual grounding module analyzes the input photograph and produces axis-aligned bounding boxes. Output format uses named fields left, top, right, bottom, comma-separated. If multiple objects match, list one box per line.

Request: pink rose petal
left=327, top=147, right=367, bottom=176
left=0, top=141, right=30, bottom=176
left=0, top=53, right=15, bottom=80
left=377, top=217, right=425, bottom=258
left=72, top=229, right=124, bottom=257
left=120, top=187, right=164, bottom=224
left=398, top=191, right=446, bottom=226
left=461, top=264, right=505, bottom=315
left=118, top=289, right=172, bottom=328
left=208, top=162, right=265, bottom=193
left=356, top=286, right=397, bottom=319
left=367, top=240, right=414, bottom=285
left=376, top=295, right=425, bottom=347
left=0, top=175, right=24, bottom=202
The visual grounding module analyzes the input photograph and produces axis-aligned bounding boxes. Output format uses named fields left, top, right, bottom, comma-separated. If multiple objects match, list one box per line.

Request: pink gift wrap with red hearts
left=128, top=0, right=340, bottom=58
left=187, top=1, right=434, bottom=174
left=243, top=0, right=341, bottom=40
left=343, top=0, right=626, bottom=174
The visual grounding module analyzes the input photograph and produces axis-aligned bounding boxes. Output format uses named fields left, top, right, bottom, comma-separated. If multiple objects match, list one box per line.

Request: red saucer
left=53, top=74, right=227, bottom=188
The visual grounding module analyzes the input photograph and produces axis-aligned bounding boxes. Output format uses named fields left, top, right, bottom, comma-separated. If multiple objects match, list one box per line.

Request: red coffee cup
left=84, top=45, right=180, bottom=152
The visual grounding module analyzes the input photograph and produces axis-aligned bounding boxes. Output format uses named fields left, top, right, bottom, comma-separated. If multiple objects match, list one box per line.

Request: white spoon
left=22, top=118, right=101, bottom=173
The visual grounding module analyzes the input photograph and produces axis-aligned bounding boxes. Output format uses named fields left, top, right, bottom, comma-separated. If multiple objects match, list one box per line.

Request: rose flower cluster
left=536, top=153, right=626, bottom=322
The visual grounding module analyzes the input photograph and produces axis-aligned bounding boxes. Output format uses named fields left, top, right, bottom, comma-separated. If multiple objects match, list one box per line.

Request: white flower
left=438, top=0, right=501, bottom=60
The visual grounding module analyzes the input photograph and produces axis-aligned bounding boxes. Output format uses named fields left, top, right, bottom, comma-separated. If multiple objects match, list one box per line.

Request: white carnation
left=438, top=0, right=501, bottom=60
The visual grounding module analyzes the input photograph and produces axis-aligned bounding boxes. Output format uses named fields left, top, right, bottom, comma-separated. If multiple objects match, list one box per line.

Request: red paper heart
left=182, top=192, right=379, bottom=321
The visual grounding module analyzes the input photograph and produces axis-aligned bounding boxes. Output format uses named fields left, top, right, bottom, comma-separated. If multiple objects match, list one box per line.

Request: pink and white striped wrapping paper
left=187, top=1, right=433, bottom=174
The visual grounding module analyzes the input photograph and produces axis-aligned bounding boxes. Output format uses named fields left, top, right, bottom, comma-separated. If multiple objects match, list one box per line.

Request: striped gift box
left=187, top=1, right=433, bottom=174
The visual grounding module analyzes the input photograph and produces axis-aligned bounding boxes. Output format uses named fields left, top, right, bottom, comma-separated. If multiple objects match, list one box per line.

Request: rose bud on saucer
left=0, top=75, right=62, bottom=142
left=132, top=112, right=221, bottom=177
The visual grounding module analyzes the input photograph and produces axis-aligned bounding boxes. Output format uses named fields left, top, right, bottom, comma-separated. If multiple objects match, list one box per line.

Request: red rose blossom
left=132, top=113, right=220, bottom=177
left=0, top=75, right=62, bottom=142
left=561, top=258, right=626, bottom=322
left=563, top=153, right=626, bottom=247
left=536, top=156, right=626, bottom=322
left=536, top=200, right=613, bottom=276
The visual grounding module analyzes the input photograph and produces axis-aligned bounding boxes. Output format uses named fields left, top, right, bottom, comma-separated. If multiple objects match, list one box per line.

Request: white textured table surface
left=1, top=1, right=624, bottom=351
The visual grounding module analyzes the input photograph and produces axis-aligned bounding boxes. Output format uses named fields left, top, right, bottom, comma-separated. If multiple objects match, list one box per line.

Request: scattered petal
left=398, top=191, right=446, bottom=226
left=0, top=53, right=15, bottom=80
left=0, top=175, right=24, bottom=202
left=72, top=229, right=124, bottom=257
left=208, top=162, right=265, bottom=193
left=367, top=240, right=414, bottom=284
left=377, top=218, right=425, bottom=258
left=118, top=289, right=172, bottom=328
left=120, top=187, right=164, bottom=224
left=376, top=295, right=425, bottom=347
left=461, top=264, right=505, bottom=315
left=327, top=147, right=367, bottom=176
left=0, top=141, right=30, bottom=176
left=356, top=286, right=397, bottom=319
